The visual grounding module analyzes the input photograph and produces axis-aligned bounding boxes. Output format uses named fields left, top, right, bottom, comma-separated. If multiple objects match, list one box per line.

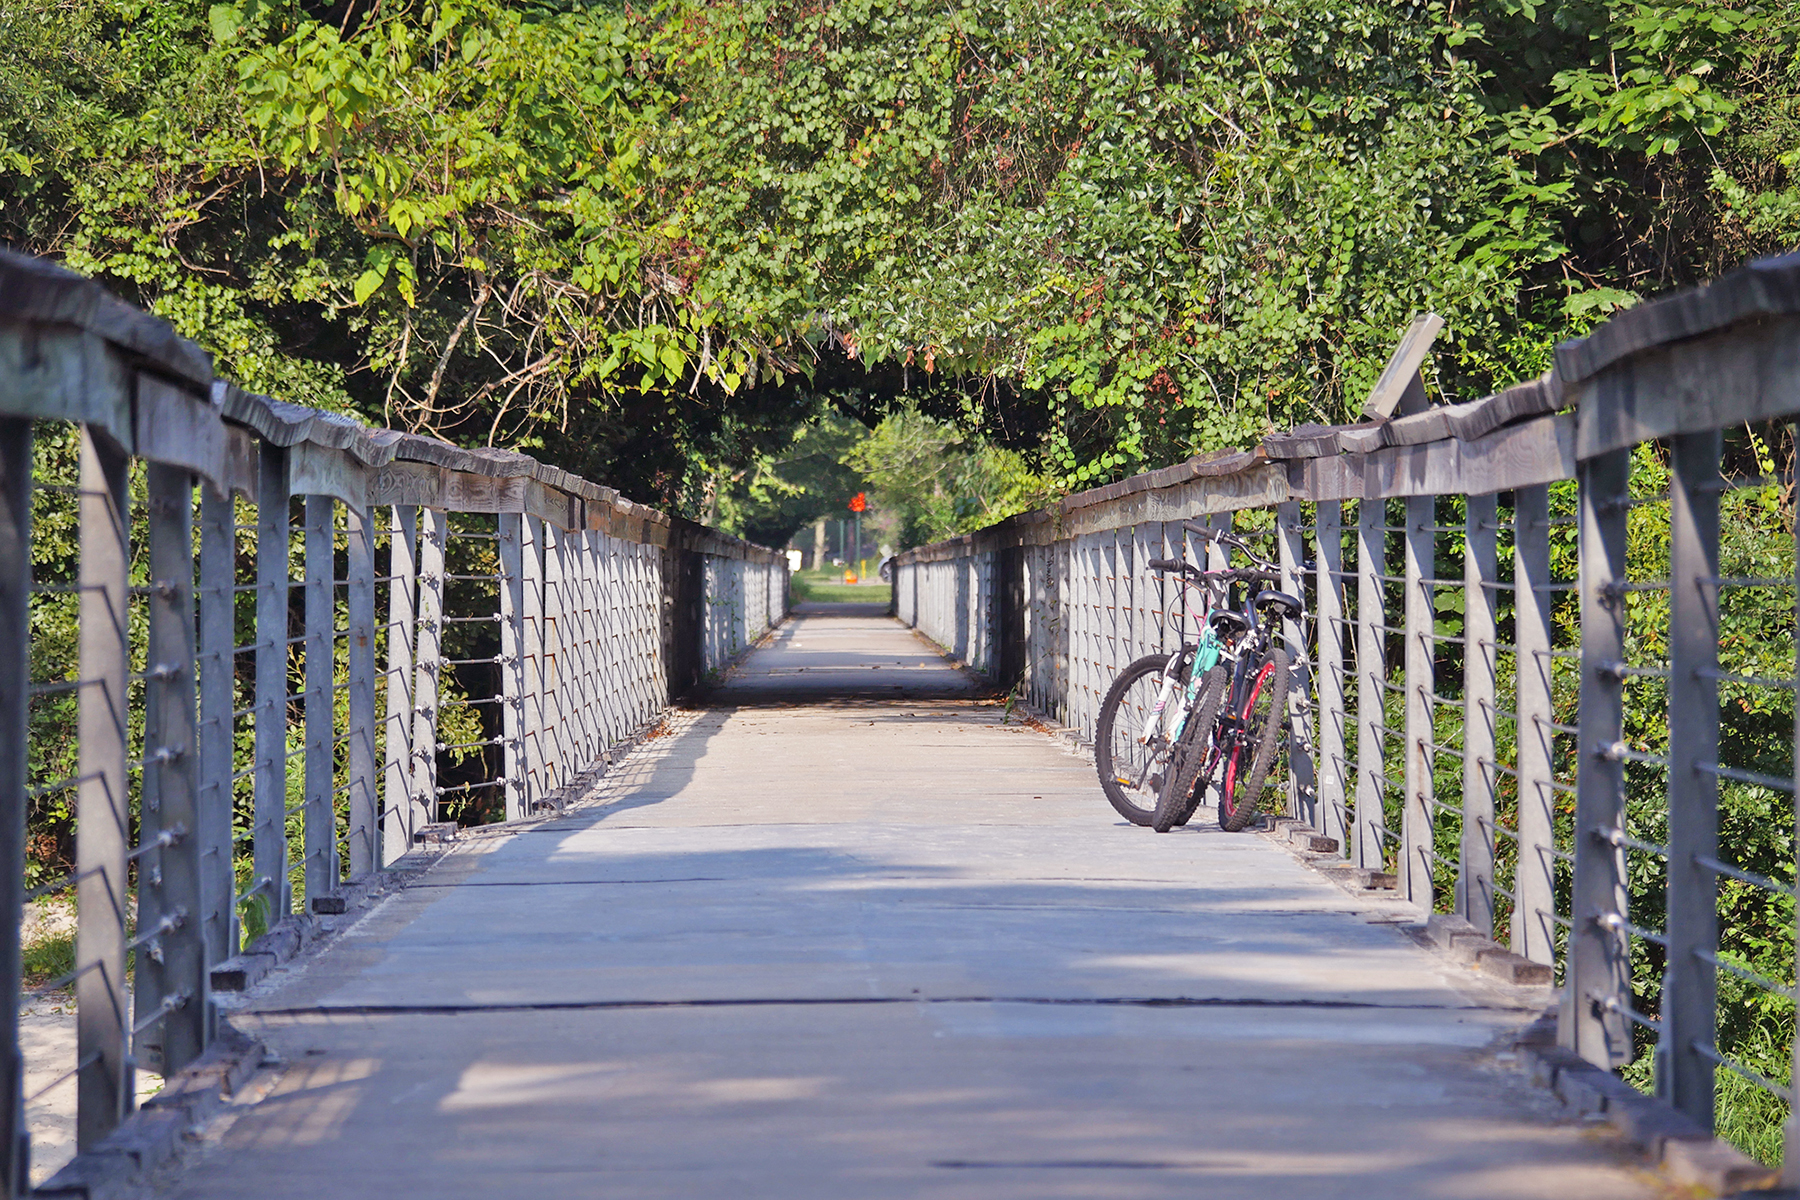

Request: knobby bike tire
left=1152, top=664, right=1227, bottom=833
left=1217, top=648, right=1290, bottom=832
left=1094, top=653, right=1183, bottom=826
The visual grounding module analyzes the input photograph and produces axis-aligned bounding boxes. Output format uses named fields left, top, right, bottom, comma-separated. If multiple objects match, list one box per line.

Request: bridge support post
left=1789, top=454, right=1800, bottom=1189
left=586, top=530, right=601, bottom=758
left=601, top=535, right=622, bottom=751
left=1354, top=498, right=1387, bottom=870
left=411, top=509, right=446, bottom=830
left=499, top=513, right=526, bottom=821
left=197, top=484, right=236, bottom=963
left=570, top=528, right=587, bottom=767
left=1564, top=449, right=1632, bottom=1068
left=76, top=425, right=131, bottom=1148
left=1402, top=494, right=1435, bottom=910
left=1514, top=485, right=1557, bottom=964
left=1315, top=503, right=1347, bottom=852
left=139, top=462, right=207, bottom=1076
left=0, top=419, right=28, bottom=1198
left=303, top=495, right=337, bottom=907
left=252, top=443, right=291, bottom=925
left=1461, top=493, right=1498, bottom=938
left=345, top=504, right=377, bottom=877
left=1665, top=430, right=1721, bottom=1129
left=574, top=532, right=597, bottom=766
left=542, top=522, right=566, bottom=794
left=1278, top=502, right=1317, bottom=828
left=382, top=506, right=418, bottom=864
left=521, top=517, right=546, bottom=809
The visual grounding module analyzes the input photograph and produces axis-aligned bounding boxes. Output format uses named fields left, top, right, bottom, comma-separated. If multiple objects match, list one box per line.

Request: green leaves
left=1546, top=3, right=1764, bottom=156
left=207, top=4, right=241, bottom=44
left=353, top=244, right=416, bottom=306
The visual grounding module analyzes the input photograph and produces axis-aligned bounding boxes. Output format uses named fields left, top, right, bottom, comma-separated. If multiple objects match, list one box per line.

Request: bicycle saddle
left=1210, top=609, right=1251, bottom=636
left=1254, top=589, right=1303, bottom=620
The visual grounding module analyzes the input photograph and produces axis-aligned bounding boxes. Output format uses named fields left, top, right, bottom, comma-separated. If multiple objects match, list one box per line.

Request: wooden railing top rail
left=0, top=248, right=780, bottom=563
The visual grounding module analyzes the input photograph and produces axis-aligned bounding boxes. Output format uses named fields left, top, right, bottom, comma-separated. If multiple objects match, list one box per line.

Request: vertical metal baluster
left=345, top=504, right=376, bottom=878
left=1787, top=421, right=1800, bottom=1188
left=1279, top=501, right=1317, bottom=827
left=76, top=426, right=130, bottom=1148
left=411, top=509, right=446, bottom=830
left=599, top=536, right=622, bottom=743
left=303, top=495, right=335, bottom=906
left=1107, top=532, right=1123, bottom=700
left=1403, top=494, right=1435, bottom=910
left=499, top=514, right=526, bottom=822
left=1069, top=541, right=1085, bottom=738
left=1316, top=502, right=1346, bottom=850
left=1665, top=430, right=1721, bottom=1129
left=141, top=463, right=205, bottom=1074
left=614, top=540, right=633, bottom=731
left=252, top=443, right=290, bottom=922
left=1355, top=498, right=1387, bottom=871
left=1462, top=493, right=1498, bottom=937
left=1564, top=449, right=1632, bottom=1067
left=654, top=543, right=669, bottom=703
left=566, top=530, right=588, bottom=768
left=542, top=523, right=565, bottom=795
left=381, top=506, right=417, bottom=865
left=591, top=531, right=615, bottom=757
left=522, top=517, right=546, bottom=811
left=196, top=484, right=235, bottom=965
left=579, top=528, right=597, bottom=769
left=0, top=418, right=30, bottom=1197
left=1514, top=484, right=1557, bottom=964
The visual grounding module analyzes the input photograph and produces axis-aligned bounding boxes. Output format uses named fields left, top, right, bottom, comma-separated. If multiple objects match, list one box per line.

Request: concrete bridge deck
left=164, top=607, right=1663, bottom=1199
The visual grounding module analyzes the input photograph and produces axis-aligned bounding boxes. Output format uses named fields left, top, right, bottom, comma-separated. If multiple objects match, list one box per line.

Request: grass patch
left=22, top=929, right=74, bottom=988
left=792, top=568, right=891, bottom=606
left=22, top=896, right=77, bottom=989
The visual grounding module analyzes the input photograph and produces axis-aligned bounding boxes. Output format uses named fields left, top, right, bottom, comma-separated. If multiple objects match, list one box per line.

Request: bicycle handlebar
left=1179, top=520, right=1280, bottom=573
left=1147, top=558, right=1283, bottom=586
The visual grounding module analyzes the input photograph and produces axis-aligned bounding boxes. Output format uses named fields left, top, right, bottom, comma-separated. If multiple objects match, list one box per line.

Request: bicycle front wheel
left=1217, top=648, right=1290, bottom=832
left=1152, top=664, right=1226, bottom=833
left=1095, top=653, right=1186, bottom=826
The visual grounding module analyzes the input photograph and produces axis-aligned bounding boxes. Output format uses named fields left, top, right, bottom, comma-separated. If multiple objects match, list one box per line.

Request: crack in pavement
left=244, top=994, right=1530, bottom=1019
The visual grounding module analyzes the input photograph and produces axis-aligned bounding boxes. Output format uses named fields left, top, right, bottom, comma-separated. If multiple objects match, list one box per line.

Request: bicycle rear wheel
left=1094, top=653, right=1185, bottom=826
left=1217, top=648, right=1290, bottom=833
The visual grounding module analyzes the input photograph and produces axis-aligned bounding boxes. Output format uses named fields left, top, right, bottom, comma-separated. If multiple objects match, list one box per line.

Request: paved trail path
left=166, top=605, right=1664, bottom=1199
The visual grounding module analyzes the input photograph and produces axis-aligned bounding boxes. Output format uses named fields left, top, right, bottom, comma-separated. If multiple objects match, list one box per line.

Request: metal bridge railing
left=896, top=253, right=1800, bottom=1181
left=0, top=248, right=787, bottom=1192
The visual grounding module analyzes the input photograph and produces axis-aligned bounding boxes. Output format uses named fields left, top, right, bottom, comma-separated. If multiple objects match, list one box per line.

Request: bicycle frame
left=1134, top=569, right=1236, bottom=749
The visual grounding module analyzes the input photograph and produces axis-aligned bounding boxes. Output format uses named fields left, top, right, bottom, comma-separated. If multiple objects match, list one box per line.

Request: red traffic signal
left=848, top=492, right=867, bottom=513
